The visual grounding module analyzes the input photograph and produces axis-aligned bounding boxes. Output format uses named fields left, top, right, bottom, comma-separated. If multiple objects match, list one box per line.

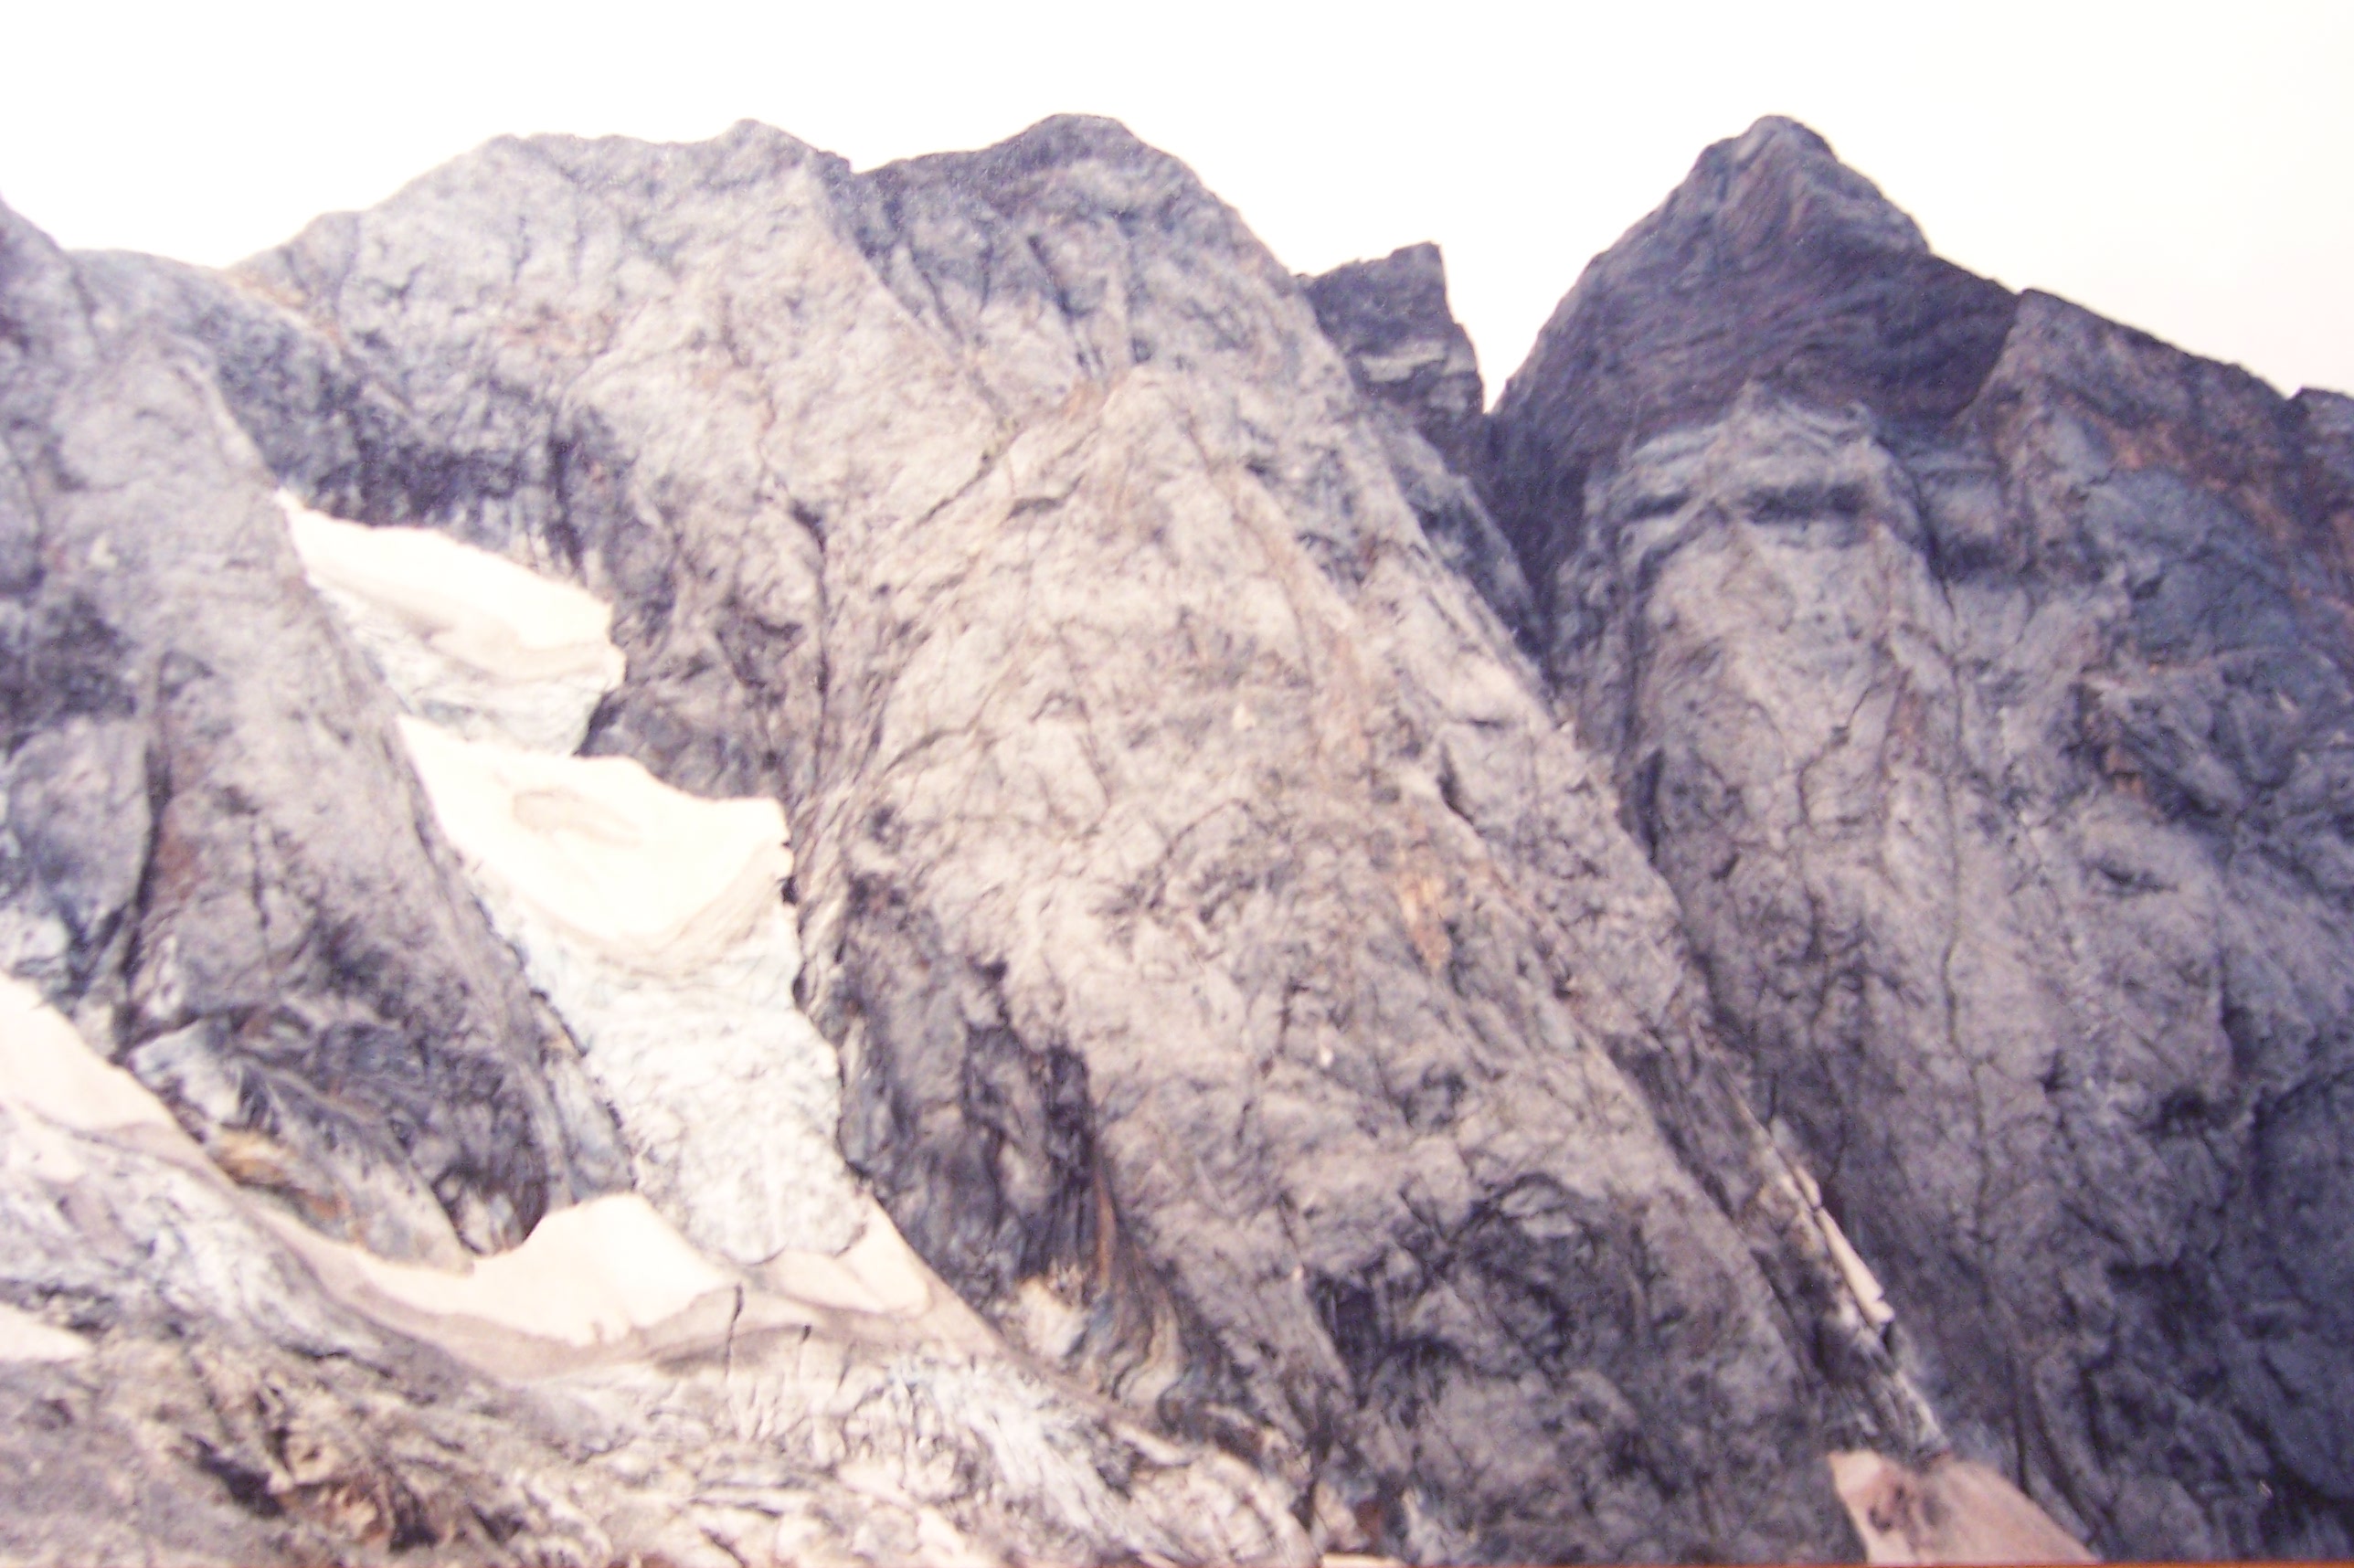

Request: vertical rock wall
left=12, top=104, right=2333, bottom=1563
left=1484, top=116, right=2354, bottom=1560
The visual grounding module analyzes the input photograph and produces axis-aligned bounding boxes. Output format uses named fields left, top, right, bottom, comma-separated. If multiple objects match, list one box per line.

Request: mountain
left=1482, top=118, right=2354, bottom=1562
left=0, top=111, right=2344, bottom=1564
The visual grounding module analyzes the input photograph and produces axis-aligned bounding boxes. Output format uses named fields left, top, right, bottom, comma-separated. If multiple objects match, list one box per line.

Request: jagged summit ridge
left=1479, top=113, right=2354, bottom=1562
left=1481, top=115, right=2019, bottom=618
left=3, top=105, right=2350, bottom=1564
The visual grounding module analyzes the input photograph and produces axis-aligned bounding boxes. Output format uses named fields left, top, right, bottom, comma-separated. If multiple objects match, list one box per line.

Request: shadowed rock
left=1486, top=115, right=2354, bottom=1560
left=1305, top=242, right=1485, bottom=474
left=0, top=199, right=629, bottom=1265
left=1483, top=115, right=2019, bottom=636
left=1306, top=243, right=1538, bottom=646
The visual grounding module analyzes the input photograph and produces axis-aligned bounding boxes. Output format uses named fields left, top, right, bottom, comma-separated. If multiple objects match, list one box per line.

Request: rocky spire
left=1482, top=116, right=2019, bottom=610
left=1303, top=241, right=1485, bottom=473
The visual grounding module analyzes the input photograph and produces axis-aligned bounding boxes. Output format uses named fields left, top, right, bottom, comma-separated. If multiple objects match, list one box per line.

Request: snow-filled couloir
left=281, top=493, right=863, bottom=1264
left=281, top=494, right=628, bottom=753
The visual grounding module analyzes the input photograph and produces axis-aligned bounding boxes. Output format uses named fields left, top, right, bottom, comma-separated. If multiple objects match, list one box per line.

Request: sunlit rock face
left=1487, top=116, right=2354, bottom=1561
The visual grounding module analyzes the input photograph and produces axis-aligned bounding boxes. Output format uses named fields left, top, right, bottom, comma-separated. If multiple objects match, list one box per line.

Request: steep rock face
left=0, top=966, right=1316, bottom=1567
left=0, top=200, right=627, bottom=1266
left=0, top=228, right=1322, bottom=1559
left=1485, top=116, right=2354, bottom=1559
left=1304, top=242, right=1483, bottom=472
left=1482, top=116, right=2017, bottom=638
left=72, top=118, right=1947, bottom=1561
left=1305, top=244, right=1537, bottom=645
left=799, top=126, right=1879, bottom=1561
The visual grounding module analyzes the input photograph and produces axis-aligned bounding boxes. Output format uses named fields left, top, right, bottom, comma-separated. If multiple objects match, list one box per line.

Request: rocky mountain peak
left=1677, top=115, right=1932, bottom=266
left=5, top=104, right=2352, bottom=1566
left=1482, top=117, right=2019, bottom=619
left=1467, top=111, right=2354, bottom=1565
left=1303, top=241, right=1484, bottom=474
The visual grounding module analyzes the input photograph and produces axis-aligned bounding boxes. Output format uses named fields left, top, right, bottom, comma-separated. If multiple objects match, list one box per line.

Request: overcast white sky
left=5, top=2, right=2349, bottom=401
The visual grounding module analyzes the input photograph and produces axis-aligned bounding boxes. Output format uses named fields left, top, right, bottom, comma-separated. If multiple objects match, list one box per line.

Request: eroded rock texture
left=1305, top=243, right=1536, bottom=646
left=0, top=196, right=1323, bottom=1565
left=3, top=103, right=2340, bottom=1566
left=60, top=118, right=1936, bottom=1562
left=1486, top=116, right=2354, bottom=1559
left=0, top=199, right=629, bottom=1266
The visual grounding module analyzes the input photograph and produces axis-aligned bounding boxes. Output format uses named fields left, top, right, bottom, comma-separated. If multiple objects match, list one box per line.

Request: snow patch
left=760, top=1203, right=936, bottom=1318
left=0, top=975, right=728, bottom=1348
left=280, top=493, right=625, bottom=752
left=1829, top=1450, right=2094, bottom=1564
left=395, top=718, right=861, bottom=1261
left=313, top=1192, right=732, bottom=1349
left=397, top=717, right=791, bottom=974
left=0, top=974, right=175, bottom=1138
left=286, top=495, right=868, bottom=1265
left=0, top=1299, right=89, bottom=1363
left=1786, top=1157, right=1894, bottom=1330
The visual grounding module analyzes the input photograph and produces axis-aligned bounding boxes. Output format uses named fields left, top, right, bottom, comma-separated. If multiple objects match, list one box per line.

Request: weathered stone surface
left=0, top=200, right=628, bottom=1266
left=1486, top=115, right=2354, bottom=1559
left=0, top=974, right=1314, bottom=1566
left=27, top=101, right=2335, bottom=1565
left=76, top=117, right=1940, bottom=1561
left=1305, top=244, right=1538, bottom=646
left=14, top=189, right=1317, bottom=1568
left=1482, top=116, right=2019, bottom=638
left=1305, top=242, right=1484, bottom=472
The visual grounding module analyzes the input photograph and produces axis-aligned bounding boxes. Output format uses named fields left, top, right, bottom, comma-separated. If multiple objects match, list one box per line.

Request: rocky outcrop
left=1485, top=115, right=2354, bottom=1559
left=0, top=966, right=1313, bottom=1566
left=0, top=217, right=1318, bottom=1560
left=0, top=199, right=629, bottom=1266
left=1305, top=244, right=1537, bottom=645
left=52, top=118, right=1948, bottom=1562
left=1304, top=243, right=1483, bottom=473
left=12, top=101, right=2338, bottom=1566
left=1481, top=117, right=2017, bottom=643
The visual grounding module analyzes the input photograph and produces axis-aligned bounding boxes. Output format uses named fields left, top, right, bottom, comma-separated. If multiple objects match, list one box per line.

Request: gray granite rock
left=0, top=200, right=629, bottom=1266
left=11, top=188, right=1317, bottom=1565
left=1483, top=116, right=2018, bottom=642
left=1305, top=244, right=1538, bottom=647
left=34, top=103, right=2333, bottom=1565
left=77, top=117, right=1936, bottom=1561
left=1304, top=243, right=1484, bottom=472
left=1485, top=116, right=2354, bottom=1559
left=0, top=973, right=1313, bottom=1567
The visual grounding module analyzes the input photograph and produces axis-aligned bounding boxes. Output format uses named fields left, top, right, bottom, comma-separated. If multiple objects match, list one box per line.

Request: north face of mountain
left=1484, top=115, right=2354, bottom=1560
